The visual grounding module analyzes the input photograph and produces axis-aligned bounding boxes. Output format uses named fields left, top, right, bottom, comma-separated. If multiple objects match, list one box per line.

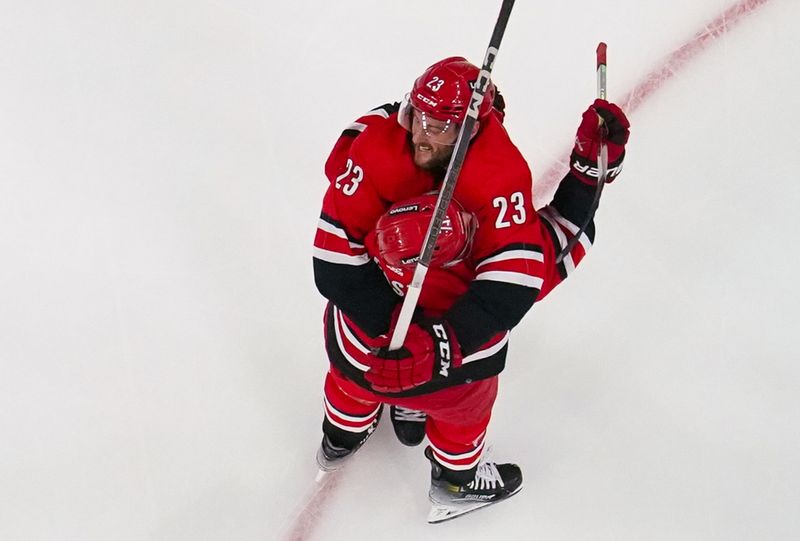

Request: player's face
left=410, top=109, right=458, bottom=171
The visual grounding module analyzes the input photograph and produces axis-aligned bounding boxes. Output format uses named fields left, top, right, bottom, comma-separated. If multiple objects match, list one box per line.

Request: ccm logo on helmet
left=432, top=323, right=451, bottom=377
left=415, top=93, right=438, bottom=108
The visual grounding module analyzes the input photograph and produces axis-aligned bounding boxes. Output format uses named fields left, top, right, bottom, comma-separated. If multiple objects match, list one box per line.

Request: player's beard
left=411, top=140, right=454, bottom=172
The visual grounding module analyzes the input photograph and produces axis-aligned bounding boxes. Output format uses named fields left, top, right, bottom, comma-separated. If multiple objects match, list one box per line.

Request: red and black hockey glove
left=570, top=99, right=630, bottom=185
left=365, top=318, right=463, bottom=394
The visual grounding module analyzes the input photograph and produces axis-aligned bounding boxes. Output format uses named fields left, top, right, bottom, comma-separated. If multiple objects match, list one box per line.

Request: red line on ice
left=281, top=0, right=772, bottom=538
left=537, top=0, right=772, bottom=194
left=280, top=472, right=340, bottom=541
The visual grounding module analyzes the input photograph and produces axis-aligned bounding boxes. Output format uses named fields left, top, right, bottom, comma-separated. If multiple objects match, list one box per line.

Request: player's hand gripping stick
left=556, top=43, right=610, bottom=264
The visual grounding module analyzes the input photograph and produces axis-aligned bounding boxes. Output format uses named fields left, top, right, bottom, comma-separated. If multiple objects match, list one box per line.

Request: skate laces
left=467, top=452, right=505, bottom=491
left=393, top=406, right=426, bottom=422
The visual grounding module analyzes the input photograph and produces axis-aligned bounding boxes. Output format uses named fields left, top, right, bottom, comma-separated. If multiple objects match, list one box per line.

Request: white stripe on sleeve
left=540, top=209, right=576, bottom=275
left=313, top=247, right=369, bottom=266
left=476, top=249, right=544, bottom=269
left=462, top=333, right=510, bottom=365
left=335, top=307, right=371, bottom=355
left=542, top=206, right=593, bottom=254
left=331, top=309, right=370, bottom=372
left=474, top=271, right=543, bottom=289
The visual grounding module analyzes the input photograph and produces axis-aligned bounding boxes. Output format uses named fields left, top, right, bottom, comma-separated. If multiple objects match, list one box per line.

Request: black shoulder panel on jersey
left=313, top=257, right=400, bottom=338
left=550, top=172, right=598, bottom=243
left=445, top=280, right=539, bottom=355
left=376, top=102, right=400, bottom=115
left=340, top=102, right=401, bottom=138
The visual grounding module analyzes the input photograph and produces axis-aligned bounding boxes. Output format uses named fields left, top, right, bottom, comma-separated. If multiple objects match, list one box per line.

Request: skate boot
left=315, top=406, right=383, bottom=475
left=425, top=446, right=523, bottom=523
left=390, top=406, right=427, bottom=447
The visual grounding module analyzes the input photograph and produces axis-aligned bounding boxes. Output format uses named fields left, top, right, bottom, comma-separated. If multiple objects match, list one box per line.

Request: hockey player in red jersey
left=312, top=56, right=630, bottom=522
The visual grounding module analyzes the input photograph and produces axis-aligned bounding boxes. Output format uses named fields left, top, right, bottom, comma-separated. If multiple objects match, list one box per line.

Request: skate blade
left=427, top=485, right=523, bottom=524
left=428, top=500, right=493, bottom=523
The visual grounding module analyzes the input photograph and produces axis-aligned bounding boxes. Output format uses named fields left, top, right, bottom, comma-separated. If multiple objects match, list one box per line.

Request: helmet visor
left=398, top=93, right=460, bottom=146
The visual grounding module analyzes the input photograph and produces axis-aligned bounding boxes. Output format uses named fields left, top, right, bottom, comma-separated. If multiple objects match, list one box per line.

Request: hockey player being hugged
left=312, top=56, right=630, bottom=523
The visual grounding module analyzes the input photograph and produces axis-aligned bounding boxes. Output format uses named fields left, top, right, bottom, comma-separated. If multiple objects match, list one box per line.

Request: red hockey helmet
left=410, top=56, right=496, bottom=122
left=375, top=193, right=476, bottom=270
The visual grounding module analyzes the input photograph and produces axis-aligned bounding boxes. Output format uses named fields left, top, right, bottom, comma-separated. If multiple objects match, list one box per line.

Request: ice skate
left=390, top=406, right=427, bottom=446
left=425, top=446, right=523, bottom=523
left=315, top=406, right=382, bottom=478
left=315, top=434, right=356, bottom=476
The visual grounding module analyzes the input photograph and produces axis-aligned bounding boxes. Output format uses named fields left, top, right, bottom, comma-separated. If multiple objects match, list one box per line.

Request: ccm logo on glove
left=432, top=323, right=451, bottom=377
left=365, top=319, right=463, bottom=393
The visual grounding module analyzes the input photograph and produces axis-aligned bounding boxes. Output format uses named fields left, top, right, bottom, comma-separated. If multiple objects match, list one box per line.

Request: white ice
left=1, top=1, right=798, bottom=540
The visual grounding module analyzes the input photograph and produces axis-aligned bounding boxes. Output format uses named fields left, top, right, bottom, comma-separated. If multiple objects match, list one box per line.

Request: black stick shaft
left=389, top=0, right=516, bottom=350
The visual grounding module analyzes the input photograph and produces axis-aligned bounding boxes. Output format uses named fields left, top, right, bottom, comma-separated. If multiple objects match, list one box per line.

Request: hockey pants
left=323, top=365, right=497, bottom=475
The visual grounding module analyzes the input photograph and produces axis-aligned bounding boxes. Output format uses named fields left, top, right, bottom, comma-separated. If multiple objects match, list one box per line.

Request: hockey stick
left=389, top=0, right=516, bottom=350
left=555, top=42, right=609, bottom=264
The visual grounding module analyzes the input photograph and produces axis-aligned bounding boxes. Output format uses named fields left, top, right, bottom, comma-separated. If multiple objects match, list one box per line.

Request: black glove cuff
left=570, top=149, right=625, bottom=183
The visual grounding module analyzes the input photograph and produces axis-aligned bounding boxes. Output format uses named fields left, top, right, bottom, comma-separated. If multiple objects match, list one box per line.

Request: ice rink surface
left=1, top=1, right=798, bottom=540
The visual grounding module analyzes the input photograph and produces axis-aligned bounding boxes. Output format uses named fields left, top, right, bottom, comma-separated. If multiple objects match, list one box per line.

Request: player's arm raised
left=537, top=99, right=630, bottom=295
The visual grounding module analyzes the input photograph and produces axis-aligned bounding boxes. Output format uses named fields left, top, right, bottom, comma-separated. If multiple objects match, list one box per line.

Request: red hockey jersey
left=314, top=103, right=595, bottom=397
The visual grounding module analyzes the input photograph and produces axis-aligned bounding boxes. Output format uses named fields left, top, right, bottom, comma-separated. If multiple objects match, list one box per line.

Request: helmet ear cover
left=375, top=193, right=476, bottom=270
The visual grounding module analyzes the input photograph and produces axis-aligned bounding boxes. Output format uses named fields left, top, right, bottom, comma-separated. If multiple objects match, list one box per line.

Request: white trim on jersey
left=317, top=218, right=349, bottom=241
left=476, top=249, right=544, bottom=269
left=331, top=308, right=371, bottom=372
left=475, top=270, right=544, bottom=289
left=346, top=121, right=367, bottom=133
left=539, top=208, right=577, bottom=275
left=462, top=332, right=510, bottom=365
left=313, top=247, right=370, bottom=266
left=334, top=306, right=371, bottom=355
left=542, top=206, right=593, bottom=254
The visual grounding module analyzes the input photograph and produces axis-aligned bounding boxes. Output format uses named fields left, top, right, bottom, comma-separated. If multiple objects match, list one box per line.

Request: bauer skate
left=390, top=406, right=427, bottom=447
left=425, top=446, right=523, bottom=524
